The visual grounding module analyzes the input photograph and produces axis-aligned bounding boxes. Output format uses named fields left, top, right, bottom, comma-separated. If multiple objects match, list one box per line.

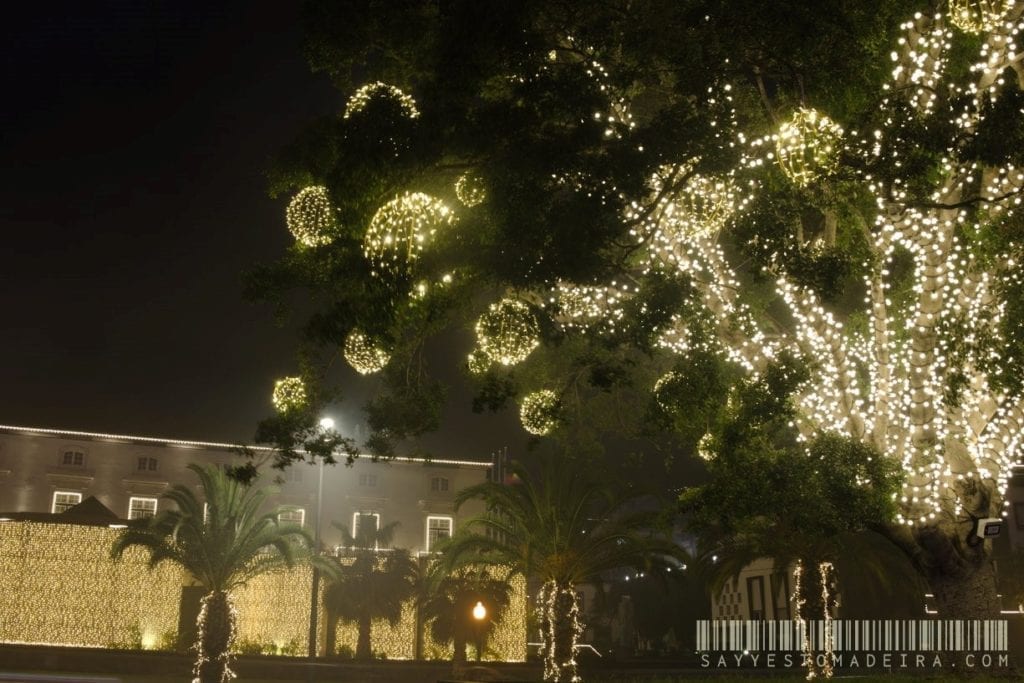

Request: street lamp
left=472, top=601, right=487, bottom=662
left=307, top=417, right=333, bottom=660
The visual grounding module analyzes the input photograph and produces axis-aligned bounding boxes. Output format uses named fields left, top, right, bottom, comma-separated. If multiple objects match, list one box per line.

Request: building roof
left=0, top=423, right=492, bottom=467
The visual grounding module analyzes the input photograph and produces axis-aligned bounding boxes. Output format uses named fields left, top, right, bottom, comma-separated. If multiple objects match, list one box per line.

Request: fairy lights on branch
left=343, top=82, right=420, bottom=120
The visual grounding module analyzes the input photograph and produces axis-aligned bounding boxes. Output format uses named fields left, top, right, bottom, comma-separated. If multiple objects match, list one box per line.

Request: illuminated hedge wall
left=0, top=521, right=527, bottom=661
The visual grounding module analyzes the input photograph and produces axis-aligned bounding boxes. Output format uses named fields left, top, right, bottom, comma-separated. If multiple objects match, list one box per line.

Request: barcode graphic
left=695, top=620, right=1008, bottom=652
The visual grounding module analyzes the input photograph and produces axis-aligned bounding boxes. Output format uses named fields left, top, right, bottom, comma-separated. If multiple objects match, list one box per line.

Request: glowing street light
left=308, top=416, right=334, bottom=659
left=472, top=601, right=487, bottom=662
left=472, top=601, right=487, bottom=621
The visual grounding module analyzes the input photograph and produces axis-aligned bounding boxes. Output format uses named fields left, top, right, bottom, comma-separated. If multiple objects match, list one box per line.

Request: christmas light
left=653, top=371, right=683, bottom=412
left=271, top=377, right=307, bottom=414
left=363, top=192, right=455, bottom=278
left=474, top=299, right=540, bottom=367
left=467, top=349, right=492, bottom=375
left=455, top=172, right=486, bottom=207
left=343, top=82, right=420, bottom=120
left=947, top=0, right=1012, bottom=33
left=519, top=390, right=560, bottom=436
left=343, top=330, right=390, bottom=375
left=285, top=186, right=337, bottom=248
left=775, top=108, right=844, bottom=187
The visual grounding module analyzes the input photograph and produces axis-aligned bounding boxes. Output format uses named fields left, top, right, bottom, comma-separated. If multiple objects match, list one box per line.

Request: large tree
left=251, top=0, right=1024, bottom=617
left=111, top=464, right=310, bottom=683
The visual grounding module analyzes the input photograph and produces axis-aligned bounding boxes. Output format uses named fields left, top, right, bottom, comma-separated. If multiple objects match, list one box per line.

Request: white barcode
left=695, top=620, right=1008, bottom=652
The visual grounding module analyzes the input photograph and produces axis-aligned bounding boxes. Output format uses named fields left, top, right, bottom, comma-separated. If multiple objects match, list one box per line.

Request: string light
left=455, top=172, right=487, bottom=207
left=519, top=390, right=560, bottom=436
left=653, top=371, right=683, bottom=412
left=819, top=562, right=835, bottom=679
left=474, top=299, right=540, bottom=367
left=343, top=330, right=390, bottom=375
left=536, top=580, right=583, bottom=683
left=285, top=186, right=337, bottom=248
left=467, top=349, right=492, bottom=375
left=343, top=82, right=420, bottom=120
left=363, top=192, right=455, bottom=278
left=775, top=109, right=844, bottom=187
left=947, top=0, right=1012, bottom=33
left=271, top=377, right=307, bottom=414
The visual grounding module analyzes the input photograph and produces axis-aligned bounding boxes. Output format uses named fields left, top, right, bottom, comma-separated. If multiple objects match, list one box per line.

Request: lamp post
left=472, top=601, right=487, bottom=662
left=307, top=417, right=332, bottom=662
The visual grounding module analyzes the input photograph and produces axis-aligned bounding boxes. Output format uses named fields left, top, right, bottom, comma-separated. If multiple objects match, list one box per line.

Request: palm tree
left=321, top=521, right=417, bottom=659
left=420, top=563, right=511, bottom=665
left=111, top=463, right=309, bottom=683
left=443, top=458, right=683, bottom=683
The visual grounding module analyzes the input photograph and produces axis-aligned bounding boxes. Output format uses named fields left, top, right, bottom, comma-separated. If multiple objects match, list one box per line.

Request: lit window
left=353, top=511, right=380, bottom=546
left=358, top=473, right=377, bottom=487
left=52, top=491, right=82, bottom=513
left=128, top=497, right=158, bottom=520
left=430, top=477, right=449, bottom=492
left=137, top=457, right=158, bottom=472
left=426, top=515, right=453, bottom=552
left=278, top=507, right=305, bottom=527
left=62, top=450, right=85, bottom=467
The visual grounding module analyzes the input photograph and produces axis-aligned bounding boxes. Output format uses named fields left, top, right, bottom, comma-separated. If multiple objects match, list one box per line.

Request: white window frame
left=278, top=506, right=305, bottom=527
left=128, top=496, right=158, bottom=520
left=52, top=490, right=82, bottom=514
left=426, top=515, right=454, bottom=553
left=352, top=511, right=381, bottom=548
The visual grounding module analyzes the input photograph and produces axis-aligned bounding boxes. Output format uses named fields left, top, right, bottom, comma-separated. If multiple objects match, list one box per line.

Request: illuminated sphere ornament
left=475, top=299, right=541, bottom=366
left=947, top=0, right=1009, bottom=33
left=363, top=192, right=455, bottom=277
left=455, top=172, right=487, bottom=207
left=520, top=390, right=560, bottom=436
left=467, top=349, right=492, bottom=375
left=775, top=108, right=844, bottom=187
left=344, top=82, right=420, bottom=120
left=272, top=377, right=307, bottom=413
left=343, top=330, right=390, bottom=375
left=286, top=186, right=338, bottom=247
left=696, top=433, right=716, bottom=462
left=653, top=371, right=684, bottom=412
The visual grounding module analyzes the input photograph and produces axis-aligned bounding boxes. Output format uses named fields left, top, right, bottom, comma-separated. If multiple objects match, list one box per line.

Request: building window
left=52, top=491, right=82, bottom=513
left=430, top=477, right=449, bottom=492
left=61, top=450, right=85, bottom=467
left=128, top=497, right=158, bottom=520
left=353, top=512, right=380, bottom=546
left=426, top=515, right=453, bottom=552
left=137, top=457, right=158, bottom=472
left=278, top=507, right=305, bottom=527
left=358, top=473, right=377, bottom=487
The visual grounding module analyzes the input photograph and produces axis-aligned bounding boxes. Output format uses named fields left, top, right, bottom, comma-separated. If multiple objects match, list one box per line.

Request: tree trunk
left=356, top=613, right=373, bottom=659
left=194, top=590, right=236, bottom=683
left=537, top=580, right=584, bottom=683
left=926, top=553, right=1000, bottom=618
left=324, top=609, right=338, bottom=656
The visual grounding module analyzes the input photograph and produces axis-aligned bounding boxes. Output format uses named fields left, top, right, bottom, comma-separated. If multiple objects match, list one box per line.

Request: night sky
left=0, top=1, right=524, bottom=461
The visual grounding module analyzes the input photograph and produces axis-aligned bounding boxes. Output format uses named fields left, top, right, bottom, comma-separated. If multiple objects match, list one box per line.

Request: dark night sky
left=0, top=1, right=524, bottom=460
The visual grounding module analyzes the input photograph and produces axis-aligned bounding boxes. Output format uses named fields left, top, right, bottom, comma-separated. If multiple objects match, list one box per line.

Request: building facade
left=0, top=424, right=493, bottom=554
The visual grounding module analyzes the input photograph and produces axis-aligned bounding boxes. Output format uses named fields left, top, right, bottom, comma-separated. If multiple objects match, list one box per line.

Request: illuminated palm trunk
left=537, top=580, right=584, bottom=683
left=194, top=590, right=236, bottom=683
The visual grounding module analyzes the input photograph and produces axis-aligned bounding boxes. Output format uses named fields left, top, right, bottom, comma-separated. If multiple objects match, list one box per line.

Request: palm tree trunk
left=538, top=580, right=584, bottom=683
left=356, top=614, right=373, bottom=659
left=194, top=590, right=236, bottom=683
left=324, top=609, right=338, bottom=656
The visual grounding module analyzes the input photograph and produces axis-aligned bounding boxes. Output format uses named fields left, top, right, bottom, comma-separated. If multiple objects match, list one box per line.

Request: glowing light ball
left=362, top=192, right=455, bottom=277
left=343, top=82, right=420, bottom=120
left=696, top=432, right=716, bottom=462
left=455, top=172, right=487, bottom=207
left=286, top=186, right=337, bottom=247
left=475, top=299, right=540, bottom=366
left=520, top=390, right=560, bottom=435
left=947, top=0, right=1010, bottom=33
left=272, top=377, right=307, bottom=413
left=343, top=330, right=390, bottom=375
left=674, top=173, right=741, bottom=237
left=775, top=108, right=844, bottom=187
left=653, top=371, right=684, bottom=412
left=467, top=349, right=491, bottom=375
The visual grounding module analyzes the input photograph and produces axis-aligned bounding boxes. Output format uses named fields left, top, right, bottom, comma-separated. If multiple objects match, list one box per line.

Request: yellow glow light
left=271, top=377, right=307, bottom=414
left=343, top=330, right=390, bottom=375
left=776, top=108, right=844, bottom=187
left=343, top=82, right=420, bottom=120
left=455, top=172, right=487, bottom=207
left=474, top=299, right=540, bottom=367
left=519, top=390, right=559, bottom=436
left=467, top=349, right=492, bottom=375
left=947, top=0, right=1011, bottom=33
left=286, top=186, right=337, bottom=248
left=363, top=192, right=455, bottom=278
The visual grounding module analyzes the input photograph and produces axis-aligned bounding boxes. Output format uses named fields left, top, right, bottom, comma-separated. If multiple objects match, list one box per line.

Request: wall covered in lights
left=0, top=521, right=527, bottom=661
